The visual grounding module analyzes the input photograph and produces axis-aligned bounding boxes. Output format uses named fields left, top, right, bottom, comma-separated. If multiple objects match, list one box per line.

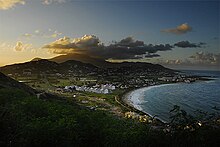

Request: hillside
left=0, top=72, right=220, bottom=146
left=0, top=57, right=174, bottom=76
left=0, top=59, right=98, bottom=75
left=0, top=72, right=36, bottom=95
left=49, top=53, right=112, bottom=68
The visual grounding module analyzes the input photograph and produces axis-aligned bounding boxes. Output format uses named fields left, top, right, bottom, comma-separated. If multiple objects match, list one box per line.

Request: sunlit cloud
left=46, top=30, right=62, bottom=38
left=14, top=41, right=32, bottom=51
left=161, top=23, right=192, bottom=35
left=43, top=35, right=99, bottom=54
left=22, top=29, right=62, bottom=39
left=43, top=35, right=173, bottom=60
left=0, top=42, right=7, bottom=48
left=0, top=0, right=25, bottom=10
left=0, top=0, right=66, bottom=10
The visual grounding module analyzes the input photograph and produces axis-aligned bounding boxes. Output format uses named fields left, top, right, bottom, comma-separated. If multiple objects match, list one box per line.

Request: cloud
left=43, top=35, right=173, bottom=60
left=162, top=23, right=192, bottom=35
left=112, top=37, right=144, bottom=47
left=42, top=0, right=66, bottom=5
left=35, top=30, right=40, bottom=34
left=164, top=59, right=184, bottom=65
left=160, top=52, right=220, bottom=67
left=22, top=29, right=62, bottom=39
left=43, top=30, right=62, bottom=38
left=22, top=33, right=32, bottom=38
left=43, top=35, right=100, bottom=54
left=0, top=42, right=14, bottom=50
left=0, top=0, right=67, bottom=10
left=0, top=0, right=25, bottom=10
left=49, top=31, right=62, bottom=38
left=0, top=42, right=7, bottom=48
left=14, top=41, right=32, bottom=51
left=190, top=51, right=220, bottom=65
left=14, top=42, right=23, bottom=51
left=213, top=37, right=219, bottom=40
left=135, top=53, right=160, bottom=59
left=174, top=41, right=206, bottom=48
left=103, top=38, right=173, bottom=59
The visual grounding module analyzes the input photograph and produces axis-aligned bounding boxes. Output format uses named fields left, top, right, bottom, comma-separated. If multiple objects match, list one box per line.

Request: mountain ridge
left=0, top=58, right=174, bottom=77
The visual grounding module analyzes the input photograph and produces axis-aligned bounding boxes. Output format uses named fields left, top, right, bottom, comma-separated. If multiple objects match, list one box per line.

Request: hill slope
left=0, top=58, right=174, bottom=76
left=0, top=72, right=36, bottom=95
left=0, top=59, right=98, bottom=75
left=50, top=53, right=111, bottom=67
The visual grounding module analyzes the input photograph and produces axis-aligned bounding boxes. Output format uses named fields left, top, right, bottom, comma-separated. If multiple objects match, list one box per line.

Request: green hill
left=0, top=72, right=220, bottom=146
left=0, top=72, right=36, bottom=95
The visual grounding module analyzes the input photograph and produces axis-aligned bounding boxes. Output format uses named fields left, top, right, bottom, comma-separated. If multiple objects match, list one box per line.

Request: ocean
left=127, top=70, right=220, bottom=123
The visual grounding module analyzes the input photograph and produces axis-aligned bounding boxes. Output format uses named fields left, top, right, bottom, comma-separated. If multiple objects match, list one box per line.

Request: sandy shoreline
left=122, top=77, right=218, bottom=123
left=122, top=84, right=178, bottom=123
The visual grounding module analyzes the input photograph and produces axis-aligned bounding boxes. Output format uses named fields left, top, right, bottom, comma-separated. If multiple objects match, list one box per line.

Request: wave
left=124, top=78, right=220, bottom=123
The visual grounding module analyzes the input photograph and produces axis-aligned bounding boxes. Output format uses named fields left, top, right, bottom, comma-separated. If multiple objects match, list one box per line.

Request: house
left=101, top=84, right=116, bottom=90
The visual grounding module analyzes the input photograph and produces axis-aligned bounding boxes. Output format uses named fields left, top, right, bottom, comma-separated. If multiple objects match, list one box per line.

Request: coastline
left=117, top=88, right=165, bottom=125
left=121, top=84, right=176, bottom=124
left=120, top=77, right=218, bottom=124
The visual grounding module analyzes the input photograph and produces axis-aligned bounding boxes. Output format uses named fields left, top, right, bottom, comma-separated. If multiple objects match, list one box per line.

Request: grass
left=1, top=88, right=220, bottom=146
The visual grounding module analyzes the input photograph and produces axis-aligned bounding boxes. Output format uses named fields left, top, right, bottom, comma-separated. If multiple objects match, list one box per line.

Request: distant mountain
left=0, top=54, right=175, bottom=76
left=115, top=61, right=172, bottom=70
left=100, top=61, right=174, bottom=75
left=49, top=53, right=112, bottom=68
left=0, top=59, right=98, bottom=75
left=48, top=54, right=173, bottom=71
left=0, top=72, right=36, bottom=95
left=0, top=59, right=59, bottom=75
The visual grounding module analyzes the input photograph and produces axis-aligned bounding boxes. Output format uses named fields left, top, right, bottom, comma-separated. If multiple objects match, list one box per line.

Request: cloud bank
left=190, top=51, right=220, bottom=65
left=22, top=29, right=62, bottom=39
left=0, top=0, right=25, bottom=10
left=162, top=23, right=192, bottom=35
left=159, top=52, right=220, bottom=68
left=43, top=35, right=174, bottom=60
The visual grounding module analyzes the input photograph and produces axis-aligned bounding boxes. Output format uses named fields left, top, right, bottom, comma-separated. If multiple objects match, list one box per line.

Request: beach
left=122, top=84, right=174, bottom=123
left=122, top=74, right=220, bottom=123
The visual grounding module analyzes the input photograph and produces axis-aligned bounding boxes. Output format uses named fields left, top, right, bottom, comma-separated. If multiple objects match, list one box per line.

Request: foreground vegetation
left=1, top=88, right=220, bottom=146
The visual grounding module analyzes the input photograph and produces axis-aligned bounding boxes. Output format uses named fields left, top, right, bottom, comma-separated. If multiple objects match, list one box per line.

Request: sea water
left=128, top=70, right=220, bottom=122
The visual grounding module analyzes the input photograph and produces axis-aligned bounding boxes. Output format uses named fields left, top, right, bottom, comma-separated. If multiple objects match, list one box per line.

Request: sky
left=0, top=0, right=219, bottom=70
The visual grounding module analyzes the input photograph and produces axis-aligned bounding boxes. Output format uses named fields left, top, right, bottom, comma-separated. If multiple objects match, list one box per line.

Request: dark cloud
left=113, top=37, right=144, bottom=47
left=174, top=41, right=206, bottom=48
left=43, top=35, right=173, bottom=60
left=102, top=38, right=172, bottom=59
left=213, top=37, right=219, bottom=40
left=161, top=23, right=192, bottom=35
